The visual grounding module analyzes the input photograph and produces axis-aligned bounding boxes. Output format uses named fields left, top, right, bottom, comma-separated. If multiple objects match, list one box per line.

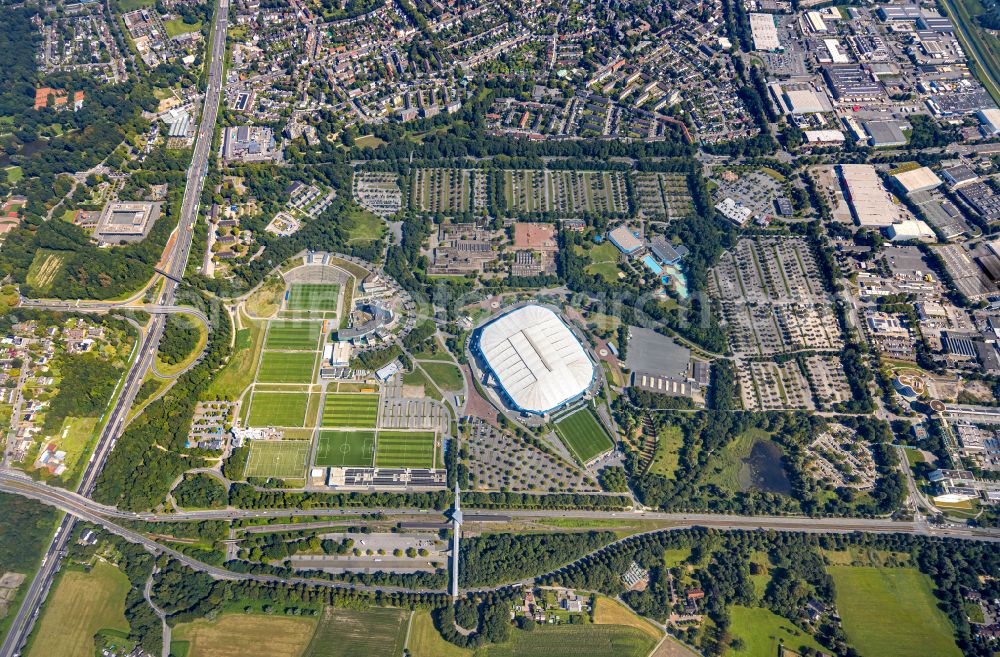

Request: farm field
left=374, top=431, right=436, bottom=468
left=592, top=597, right=662, bottom=641
left=287, top=283, right=340, bottom=313
left=257, top=351, right=316, bottom=384
left=554, top=408, right=614, bottom=463
left=265, top=321, right=321, bottom=350
left=480, top=624, right=657, bottom=657
left=171, top=613, right=316, bottom=657
left=245, top=440, right=311, bottom=479
left=727, top=606, right=822, bottom=657
left=247, top=392, right=310, bottom=427
left=314, top=430, right=375, bottom=467
left=303, top=606, right=409, bottom=657
left=321, top=393, right=379, bottom=428
left=27, top=562, right=130, bottom=657
left=407, top=611, right=471, bottom=657
left=419, top=362, right=464, bottom=391
left=829, top=566, right=961, bottom=657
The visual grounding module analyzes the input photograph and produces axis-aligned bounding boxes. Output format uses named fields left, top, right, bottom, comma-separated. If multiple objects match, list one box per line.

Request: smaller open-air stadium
left=247, top=391, right=310, bottom=427
left=374, top=430, right=437, bottom=468
left=264, top=321, right=322, bottom=350
left=315, top=430, right=376, bottom=467
left=286, top=282, right=340, bottom=313
left=554, top=407, right=614, bottom=463
left=257, top=351, right=317, bottom=384
left=245, top=440, right=311, bottom=479
left=322, top=393, right=379, bottom=428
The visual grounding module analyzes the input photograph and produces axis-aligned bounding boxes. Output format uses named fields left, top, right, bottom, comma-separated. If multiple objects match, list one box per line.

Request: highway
left=0, top=2, right=231, bottom=655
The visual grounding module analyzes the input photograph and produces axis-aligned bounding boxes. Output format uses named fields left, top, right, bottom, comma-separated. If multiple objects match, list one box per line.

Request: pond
left=738, top=439, right=792, bottom=495
left=0, top=139, right=47, bottom=167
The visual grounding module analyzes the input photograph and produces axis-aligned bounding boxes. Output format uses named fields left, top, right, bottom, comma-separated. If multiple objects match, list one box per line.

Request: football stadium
left=471, top=304, right=595, bottom=415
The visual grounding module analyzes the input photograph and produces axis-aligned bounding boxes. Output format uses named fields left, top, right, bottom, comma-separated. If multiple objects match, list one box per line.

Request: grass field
left=576, top=242, right=621, bottom=283
left=257, top=351, right=316, bottom=384
left=321, top=393, right=379, bottom=428
left=314, top=430, right=375, bottom=467
left=287, top=283, right=340, bottom=313
left=480, top=624, right=657, bottom=657
left=728, top=606, right=822, bottom=657
left=163, top=17, right=201, bottom=36
left=5, top=166, right=22, bottom=183
left=28, top=562, right=130, bottom=657
left=407, top=611, right=472, bottom=657
left=401, top=368, right=443, bottom=401
left=554, top=408, right=614, bottom=463
left=419, top=362, right=464, bottom=391
left=245, top=440, right=311, bottom=479
left=49, top=416, right=99, bottom=474
left=247, top=392, right=310, bottom=427
left=205, top=316, right=264, bottom=400
left=265, top=321, right=321, bottom=350
left=592, top=597, right=661, bottom=641
left=829, top=566, right=961, bottom=657
left=171, top=613, right=316, bottom=657
left=303, top=606, right=409, bottom=657
left=26, top=249, right=66, bottom=292
left=374, top=431, right=436, bottom=468
left=648, top=425, right=683, bottom=477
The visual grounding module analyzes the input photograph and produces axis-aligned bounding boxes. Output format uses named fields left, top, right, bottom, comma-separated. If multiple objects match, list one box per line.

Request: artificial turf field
left=287, top=283, right=340, bottom=312
left=554, top=408, right=614, bottom=463
left=315, top=430, right=375, bottom=467
left=257, top=351, right=316, bottom=383
left=321, top=393, right=379, bottom=428
left=265, top=321, right=321, bottom=350
left=245, top=440, right=311, bottom=479
left=246, top=391, right=310, bottom=427
left=374, top=431, right=436, bottom=468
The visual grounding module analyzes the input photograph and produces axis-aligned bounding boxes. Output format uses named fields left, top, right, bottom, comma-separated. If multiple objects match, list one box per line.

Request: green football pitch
left=265, top=321, right=321, bottom=350
left=374, top=431, right=436, bottom=468
left=554, top=408, right=613, bottom=463
left=246, top=391, right=310, bottom=427
left=287, top=283, right=340, bottom=312
left=315, top=430, right=375, bottom=467
left=257, top=351, right=316, bottom=383
left=245, top=440, right=310, bottom=479
left=322, top=393, right=379, bottom=428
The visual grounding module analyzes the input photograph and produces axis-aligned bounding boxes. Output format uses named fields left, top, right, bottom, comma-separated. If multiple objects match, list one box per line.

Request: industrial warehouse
left=471, top=305, right=596, bottom=416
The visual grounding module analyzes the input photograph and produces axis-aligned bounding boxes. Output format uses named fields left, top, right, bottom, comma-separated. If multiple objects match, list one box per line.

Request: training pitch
left=555, top=408, right=614, bottom=463
left=287, top=283, right=340, bottom=312
left=247, top=391, right=310, bottom=427
left=265, top=321, right=322, bottom=350
left=315, top=430, right=375, bottom=467
left=245, top=440, right=311, bottom=479
left=374, top=431, right=436, bottom=468
left=257, top=351, right=317, bottom=383
left=322, top=393, right=379, bottom=428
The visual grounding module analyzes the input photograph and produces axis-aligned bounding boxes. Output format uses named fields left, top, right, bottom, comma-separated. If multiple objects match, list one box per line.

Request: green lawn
left=321, top=393, right=379, bottom=428
left=314, top=430, right=375, bottom=467
left=419, top=362, right=464, bottom=391
left=204, top=316, right=264, bottom=400
left=479, top=624, right=656, bottom=657
left=728, top=606, right=822, bottom=657
left=5, top=166, right=22, bottom=183
left=247, top=392, right=310, bottom=427
left=287, top=283, right=340, bottom=312
left=49, top=416, right=99, bottom=474
left=554, top=408, right=614, bottom=463
left=265, top=321, right=321, bottom=350
left=303, top=606, right=409, bottom=657
left=344, top=208, right=385, bottom=244
left=648, top=424, right=683, bottom=477
left=257, top=351, right=316, bottom=384
left=579, top=242, right=622, bottom=283
left=163, top=17, right=202, bottom=37
left=244, top=440, right=311, bottom=479
left=374, top=431, right=436, bottom=468
left=829, top=566, right=962, bottom=657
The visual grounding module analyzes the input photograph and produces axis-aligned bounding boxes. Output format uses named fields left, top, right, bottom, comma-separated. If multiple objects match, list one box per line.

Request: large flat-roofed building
left=891, top=166, right=943, bottom=195
left=750, top=13, right=781, bottom=51
left=823, top=65, right=886, bottom=102
left=93, top=201, right=160, bottom=244
left=607, top=225, right=644, bottom=254
left=864, top=120, right=907, bottom=147
left=838, top=164, right=902, bottom=227
left=223, top=125, right=277, bottom=162
left=472, top=305, right=594, bottom=415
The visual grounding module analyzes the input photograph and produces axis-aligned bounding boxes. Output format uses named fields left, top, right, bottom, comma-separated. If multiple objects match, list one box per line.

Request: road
left=0, top=2, right=230, bottom=655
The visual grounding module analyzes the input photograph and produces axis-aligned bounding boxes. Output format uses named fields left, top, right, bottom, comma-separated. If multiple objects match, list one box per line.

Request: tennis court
left=287, top=283, right=340, bottom=312
left=246, top=391, right=310, bottom=427
left=321, top=393, right=379, bottom=428
left=315, top=430, right=375, bottom=467
left=257, top=351, right=316, bottom=384
left=374, top=431, right=436, bottom=468
left=245, top=440, right=311, bottom=479
left=265, top=321, right=321, bottom=350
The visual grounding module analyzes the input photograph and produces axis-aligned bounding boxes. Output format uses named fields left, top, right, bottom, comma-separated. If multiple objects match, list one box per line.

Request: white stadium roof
left=476, top=305, right=594, bottom=414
